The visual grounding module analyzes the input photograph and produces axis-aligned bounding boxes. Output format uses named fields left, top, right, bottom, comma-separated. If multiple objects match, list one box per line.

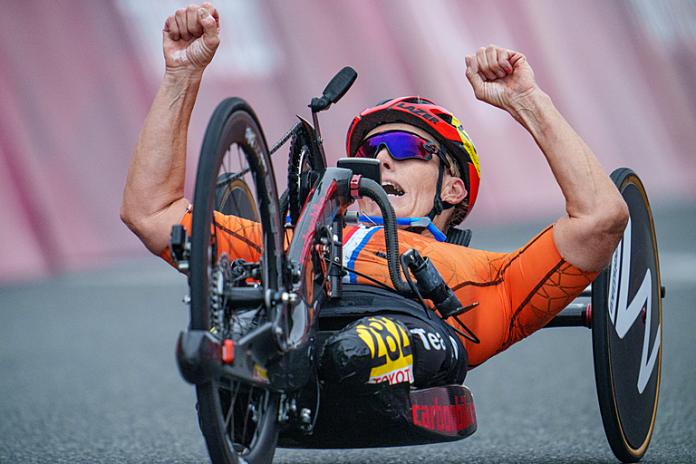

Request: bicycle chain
left=270, top=121, right=302, bottom=155
left=209, top=257, right=227, bottom=334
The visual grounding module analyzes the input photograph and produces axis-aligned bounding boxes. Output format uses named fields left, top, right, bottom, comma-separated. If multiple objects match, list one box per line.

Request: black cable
left=448, top=316, right=481, bottom=344
left=321, top=256, right=392, bottom=292
left=400, top=254, right=432, bottom=320
left=357, top=178, right=411, bottom=294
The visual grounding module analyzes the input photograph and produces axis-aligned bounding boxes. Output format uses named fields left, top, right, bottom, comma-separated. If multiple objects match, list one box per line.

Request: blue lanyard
left=286, top=213, right=447, bottom=242
left=358, top=215, right=447, bottom=242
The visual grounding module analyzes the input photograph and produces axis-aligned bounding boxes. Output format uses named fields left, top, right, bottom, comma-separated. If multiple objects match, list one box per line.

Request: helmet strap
left=426, top=162, right=454, bottom=221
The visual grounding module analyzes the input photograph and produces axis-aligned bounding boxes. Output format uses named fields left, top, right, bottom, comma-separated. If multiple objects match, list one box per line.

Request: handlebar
left=309, top=66, right=358, bottom=113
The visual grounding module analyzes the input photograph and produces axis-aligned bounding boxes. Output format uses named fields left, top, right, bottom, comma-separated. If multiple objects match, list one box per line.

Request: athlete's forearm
left=507, top=89, right=628, bottom=270
left=508, top=90, right=609, bottom=217
left=121, top=69, right=202, bottom=252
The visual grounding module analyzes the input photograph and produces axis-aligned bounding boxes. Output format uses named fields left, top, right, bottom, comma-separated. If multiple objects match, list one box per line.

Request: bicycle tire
left=190, top=97, right=283, bottom=464
left=592, top=168, right=662, bottom=462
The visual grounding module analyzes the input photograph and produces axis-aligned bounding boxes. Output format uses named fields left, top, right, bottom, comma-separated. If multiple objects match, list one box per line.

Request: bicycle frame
left=176, top=166, right=362, bottom=395
left=282, top=167, right=354, bottom=347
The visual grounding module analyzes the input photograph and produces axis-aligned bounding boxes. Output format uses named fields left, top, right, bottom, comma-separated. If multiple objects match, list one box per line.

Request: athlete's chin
left=389, top=196, right=413, bottom=218
left=363, top=195, right=417, bottom=218
left=358, top=198, right=380, bottom=217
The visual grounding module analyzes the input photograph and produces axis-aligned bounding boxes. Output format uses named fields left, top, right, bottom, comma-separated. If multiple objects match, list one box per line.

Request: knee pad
left=319, top=315, right=414, bottom=388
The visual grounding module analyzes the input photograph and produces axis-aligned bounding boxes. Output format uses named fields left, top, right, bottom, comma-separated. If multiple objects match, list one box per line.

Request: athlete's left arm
left=465, top=45, right=628, bottom=272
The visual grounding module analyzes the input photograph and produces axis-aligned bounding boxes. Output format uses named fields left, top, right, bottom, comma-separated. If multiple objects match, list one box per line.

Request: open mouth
left=382, top=181, right=405, bottom=197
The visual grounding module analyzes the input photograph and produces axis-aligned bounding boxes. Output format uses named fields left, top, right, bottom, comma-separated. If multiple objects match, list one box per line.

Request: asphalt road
left=1, top=202, right=694, bottom=463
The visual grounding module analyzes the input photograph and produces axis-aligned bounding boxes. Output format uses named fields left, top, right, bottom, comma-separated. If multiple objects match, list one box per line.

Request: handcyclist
left=121, top=3, right=629, bottom=389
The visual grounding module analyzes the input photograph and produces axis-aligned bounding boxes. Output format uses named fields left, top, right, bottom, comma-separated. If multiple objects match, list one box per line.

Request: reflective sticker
left=254, top=365, right=268, bottom=381
left=355, top=316, right=414, bottom=384
left=450, top=116, right=480, bottom=176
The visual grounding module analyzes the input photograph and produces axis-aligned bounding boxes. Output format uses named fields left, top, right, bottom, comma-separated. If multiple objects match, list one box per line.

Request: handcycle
left=168, top=67, right=664, bottom=463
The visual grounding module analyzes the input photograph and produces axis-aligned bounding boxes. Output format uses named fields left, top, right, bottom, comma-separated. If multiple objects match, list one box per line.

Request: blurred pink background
left=1, top=0, right=695, bottom=283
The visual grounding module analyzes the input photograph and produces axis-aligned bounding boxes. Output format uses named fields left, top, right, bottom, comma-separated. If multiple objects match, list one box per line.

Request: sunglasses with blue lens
left=354, top=130, right=452, bottom=173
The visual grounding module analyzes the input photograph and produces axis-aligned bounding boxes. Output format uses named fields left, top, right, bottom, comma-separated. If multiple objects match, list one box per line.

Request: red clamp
left=350, top=174, right=362, bottom=199
left=584, top=303, right=592, bottom=328
left=222, top=339, right=235, bottom=364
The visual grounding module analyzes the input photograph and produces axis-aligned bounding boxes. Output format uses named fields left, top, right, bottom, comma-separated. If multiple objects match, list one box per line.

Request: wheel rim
left=216, top=175, right=260, bottom=221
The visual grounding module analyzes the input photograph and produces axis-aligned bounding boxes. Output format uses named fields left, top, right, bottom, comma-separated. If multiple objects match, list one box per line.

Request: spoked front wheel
left=190, top=97, right=283, bottom=464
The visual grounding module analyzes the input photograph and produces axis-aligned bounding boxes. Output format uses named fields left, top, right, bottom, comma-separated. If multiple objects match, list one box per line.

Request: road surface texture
left=1, top=202, right=694, bottom=463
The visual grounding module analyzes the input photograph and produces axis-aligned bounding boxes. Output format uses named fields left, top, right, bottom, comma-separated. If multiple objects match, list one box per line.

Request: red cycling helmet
left=346, top=96, right=480, bottom=224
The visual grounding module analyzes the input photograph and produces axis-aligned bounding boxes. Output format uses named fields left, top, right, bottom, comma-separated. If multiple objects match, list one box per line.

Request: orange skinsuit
left=161, top=209, right=598, bottom=368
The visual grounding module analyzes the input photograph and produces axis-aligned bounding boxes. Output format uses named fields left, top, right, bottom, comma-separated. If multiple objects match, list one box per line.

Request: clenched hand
left=465, top=45, right=538, bottom=115
left=163, top=3, right=220, bottom=72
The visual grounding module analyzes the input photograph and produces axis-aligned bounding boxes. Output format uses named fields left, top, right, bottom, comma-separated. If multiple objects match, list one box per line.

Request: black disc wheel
left=592, top=168, right=662, bottom=462
left=190, top=97, right=283, bottom=464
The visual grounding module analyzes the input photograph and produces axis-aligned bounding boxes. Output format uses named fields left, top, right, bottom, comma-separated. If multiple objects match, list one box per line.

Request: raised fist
left=465, top=45, right=538, bottom=112
left=163, top=3, right=220, bottom=72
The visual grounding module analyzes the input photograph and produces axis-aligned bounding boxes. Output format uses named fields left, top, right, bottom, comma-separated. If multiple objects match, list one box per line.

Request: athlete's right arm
left=120, top=3, right=220, bottom=255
